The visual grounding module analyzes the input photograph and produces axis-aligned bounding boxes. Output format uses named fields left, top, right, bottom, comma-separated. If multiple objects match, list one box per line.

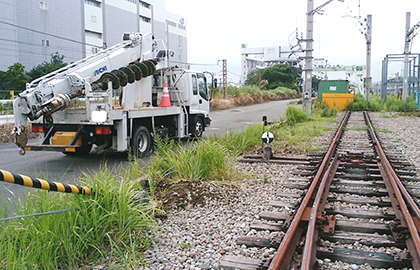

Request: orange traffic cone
left=159, top=82, right=172, bottom=107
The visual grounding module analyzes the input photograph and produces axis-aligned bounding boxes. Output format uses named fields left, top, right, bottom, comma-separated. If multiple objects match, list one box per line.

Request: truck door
left=190, top=74, right=199, bottom=111
left=190, top=73, right=209, bottom=114
left=196, top=73, right=209, bottom=113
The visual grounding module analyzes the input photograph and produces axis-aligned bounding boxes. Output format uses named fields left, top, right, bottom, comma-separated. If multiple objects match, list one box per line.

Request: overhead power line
left=0, top=20, right=100, bottom=48
left=0, top=37, right=89, bottom=55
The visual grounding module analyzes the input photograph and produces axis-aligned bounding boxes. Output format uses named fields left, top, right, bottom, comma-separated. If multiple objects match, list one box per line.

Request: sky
left=166, top=0, right=420, bottom=84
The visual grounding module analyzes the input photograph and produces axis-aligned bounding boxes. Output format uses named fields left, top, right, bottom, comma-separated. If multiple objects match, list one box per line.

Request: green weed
left=0, top=164, right=156, bottom=269
left=347, top=94, right=417, bottom=112
left=145, top=137, right=236, bottom=187
left=284, top=106, right=308, bottom=126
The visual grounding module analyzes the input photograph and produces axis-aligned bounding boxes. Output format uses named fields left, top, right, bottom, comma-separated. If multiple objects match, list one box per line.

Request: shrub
left=347, top=94, right=417, bottom=112
left=285, top=106, right=307, bottom=126
left=270, top=87, right=297, bottom=95
left=320, top=107, right=338, bottom=118
left=368, top=95, right=382, bottom=111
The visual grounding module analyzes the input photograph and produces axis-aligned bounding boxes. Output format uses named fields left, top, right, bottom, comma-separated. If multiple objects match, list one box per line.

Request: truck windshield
left=197, top=74, right=208, bottom=100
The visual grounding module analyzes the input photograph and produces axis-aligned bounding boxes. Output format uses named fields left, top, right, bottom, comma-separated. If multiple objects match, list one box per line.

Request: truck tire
left=191, top=117, right=204, bottom=138
left=132, top=126, right=152, bottom=158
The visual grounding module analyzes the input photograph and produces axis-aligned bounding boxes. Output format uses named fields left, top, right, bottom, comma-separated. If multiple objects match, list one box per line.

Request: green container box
left=318, top=80, right=349, bottom=100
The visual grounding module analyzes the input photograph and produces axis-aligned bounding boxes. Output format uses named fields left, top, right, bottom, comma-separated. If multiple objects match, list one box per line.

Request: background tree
left=26, top=52, right=67, bottom=81
left=0, top=63, right=28, bottom=99
left=0, top=53, right=66, bottom=99
left=245, top=64, right=302, bottom=92
left=312, top=76, right=321, bottom=92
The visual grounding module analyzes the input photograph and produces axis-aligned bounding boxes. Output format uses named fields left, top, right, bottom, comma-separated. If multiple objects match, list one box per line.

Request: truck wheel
left=132, top=126, right=152, bottom=158
left=191, top=117, right=204, bottom=138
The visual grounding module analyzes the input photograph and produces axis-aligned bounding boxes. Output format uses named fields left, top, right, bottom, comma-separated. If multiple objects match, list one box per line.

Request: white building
left=0, top=0, right=187, bottom=72
left=312, top=58, right=366, bottom=95
left=241, top=44, right=303, bottom=84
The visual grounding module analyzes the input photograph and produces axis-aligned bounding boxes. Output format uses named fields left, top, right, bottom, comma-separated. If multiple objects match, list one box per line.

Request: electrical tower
left=222, top=59, right=227, bottom=99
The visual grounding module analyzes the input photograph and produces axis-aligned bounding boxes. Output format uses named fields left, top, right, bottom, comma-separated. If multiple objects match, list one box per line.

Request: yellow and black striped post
left=0, top=169, right=91, bottom=195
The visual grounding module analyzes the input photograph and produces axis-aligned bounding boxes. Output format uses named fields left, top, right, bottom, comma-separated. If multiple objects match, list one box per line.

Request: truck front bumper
left=204, top=116, right=212, bottom=127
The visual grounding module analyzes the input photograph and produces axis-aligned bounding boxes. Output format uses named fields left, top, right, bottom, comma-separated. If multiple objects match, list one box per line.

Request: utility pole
left=303, top=0, right=343, bottom=118
left=402, top=12, right=411, bottom=103
left=364, top=14, right=372, bottom=102
left=222, top=59, right=227, bottom=99
left=402, top=12, right=420, bottom=102
left=403, top=12, right=411, bottom=103
left=303, top=0, right=315, bottom=118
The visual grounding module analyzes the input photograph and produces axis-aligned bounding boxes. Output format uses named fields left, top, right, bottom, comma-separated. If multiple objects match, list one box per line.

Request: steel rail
left=268, top=111, right=350, bottom=270
left=301, top=155, right=340, bottom=269
left=365, top=115, right=420, bottom=221
left=364, top=112, right=420, bottom=266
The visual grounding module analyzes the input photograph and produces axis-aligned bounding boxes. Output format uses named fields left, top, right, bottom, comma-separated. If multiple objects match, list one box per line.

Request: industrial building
left=0, top=0, right=187, bottom=71
left=240, top=44, right=303, bottom=83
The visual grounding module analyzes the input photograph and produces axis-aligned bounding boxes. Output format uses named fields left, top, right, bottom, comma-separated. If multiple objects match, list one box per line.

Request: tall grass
left=347, top=94, right=417, bottom=111
left=0, top=162, right=156, bottom=269
left=284, top=106, right=308, bottom=126
left=145, top=138, right=236, bottom=188
left=271, top=110, right=332, bottom=154
left=312, top=99, right=338, bottom=118
left=214, top=124, right=264, bottom=155
left=211, top=85, right=299, bottom=111
left=270, top=86, right=297, bottom=95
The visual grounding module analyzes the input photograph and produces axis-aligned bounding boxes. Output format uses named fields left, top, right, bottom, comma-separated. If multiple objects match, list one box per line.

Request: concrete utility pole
left=403, top=12, right=411, bottom=103
left=364, top=14, right=372, bottom=102
left=402, top=12, right=420, bottom=102
left=303, top=0, right=315, bottom=118
left=303, top=0, right=343, bottom=118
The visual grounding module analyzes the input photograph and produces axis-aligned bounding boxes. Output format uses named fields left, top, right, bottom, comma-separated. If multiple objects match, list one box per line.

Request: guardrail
left=0, top=169, right=92, bottom=195
left=0, top=115, right=14, bottom=125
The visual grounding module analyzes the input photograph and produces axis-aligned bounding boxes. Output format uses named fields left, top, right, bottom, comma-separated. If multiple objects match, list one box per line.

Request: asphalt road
left=0, top=99, right=296, bottom=208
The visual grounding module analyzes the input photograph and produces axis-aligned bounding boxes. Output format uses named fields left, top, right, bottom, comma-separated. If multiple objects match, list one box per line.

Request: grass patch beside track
left=0, top=161, right=157, bottom=269
left=347, top=94, right=418, bottom=112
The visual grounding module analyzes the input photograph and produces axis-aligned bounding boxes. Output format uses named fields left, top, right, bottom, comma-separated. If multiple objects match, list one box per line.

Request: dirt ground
left=153, top=180, right=238, bottom=212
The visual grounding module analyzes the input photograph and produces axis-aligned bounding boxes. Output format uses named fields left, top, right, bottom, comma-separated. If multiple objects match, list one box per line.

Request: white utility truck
left=12, top=33, right=211, bottom=157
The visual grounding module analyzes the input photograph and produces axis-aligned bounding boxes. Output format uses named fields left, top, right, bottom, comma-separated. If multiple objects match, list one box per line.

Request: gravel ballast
left=143, top=112, right=420, bottom=270
left=144, top=163, right=298, bottom=269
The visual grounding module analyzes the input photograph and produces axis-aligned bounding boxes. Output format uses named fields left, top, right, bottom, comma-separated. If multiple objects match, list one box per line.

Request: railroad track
left=220, top=111, right=420, bottom=270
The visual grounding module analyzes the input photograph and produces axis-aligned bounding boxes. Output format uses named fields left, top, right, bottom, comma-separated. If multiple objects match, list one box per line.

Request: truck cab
left=153, top=68, right=211, bottom=137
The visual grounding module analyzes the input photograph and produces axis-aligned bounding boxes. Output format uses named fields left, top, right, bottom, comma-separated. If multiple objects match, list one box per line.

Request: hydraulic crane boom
left=12, top=33, right=167, bottom=149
